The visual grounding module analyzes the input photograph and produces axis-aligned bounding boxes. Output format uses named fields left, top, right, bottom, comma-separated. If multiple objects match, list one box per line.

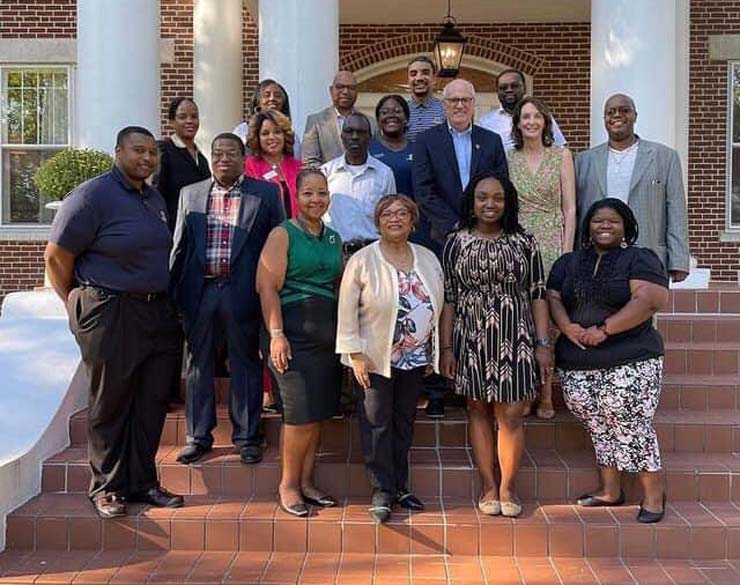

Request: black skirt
left=261, top=295, right=341, bottom=425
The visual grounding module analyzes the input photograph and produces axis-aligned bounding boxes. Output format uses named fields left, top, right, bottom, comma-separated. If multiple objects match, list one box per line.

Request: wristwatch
left=596, top=320, right=610, bottom=336
left=536, top=338, right=551, bottom=348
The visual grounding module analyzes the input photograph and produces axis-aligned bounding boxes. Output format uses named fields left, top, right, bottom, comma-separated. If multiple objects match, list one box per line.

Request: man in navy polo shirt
left=45, top=126, right=184, bottom=519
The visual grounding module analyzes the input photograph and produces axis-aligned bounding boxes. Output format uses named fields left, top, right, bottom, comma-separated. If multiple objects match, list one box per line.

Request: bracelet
left=597, top=320, right=610, bottom=336
left=535, top=338, right=552, bottom=348
left=270, top=329, right=285, bottom=339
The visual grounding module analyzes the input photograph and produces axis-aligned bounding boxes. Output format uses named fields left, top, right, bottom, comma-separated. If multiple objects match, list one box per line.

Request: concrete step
left=41, top=446, right=740, bottom=504
left=7, top=493, right=740, bottom=560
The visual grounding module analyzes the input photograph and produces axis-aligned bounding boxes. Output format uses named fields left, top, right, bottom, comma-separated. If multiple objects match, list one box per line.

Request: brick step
left=1, top=550, right=737, bottom=585
left=41, top=446, right=740, bottom=503
left=663, top=342, right=740, bottom=375
left=660, top=375, right=740, bottom=411
left=657, top=314, right=740, bottom=343
left=69, top=407, right=740, bottom=453
left=666, top=287, right=740, bottom=314
left=7, top=493, right=740, bottom=560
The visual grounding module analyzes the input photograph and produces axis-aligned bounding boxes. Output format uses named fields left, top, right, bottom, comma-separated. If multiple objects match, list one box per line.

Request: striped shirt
left=407, top=96, right=446, bottom=141
left=205, top=177, right=242, bottom=277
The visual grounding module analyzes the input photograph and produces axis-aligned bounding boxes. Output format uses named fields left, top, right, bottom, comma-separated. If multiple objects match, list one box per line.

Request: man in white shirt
left=478, top=68, right=566, bottom=151
left=322, top=112, right=396, bottom=255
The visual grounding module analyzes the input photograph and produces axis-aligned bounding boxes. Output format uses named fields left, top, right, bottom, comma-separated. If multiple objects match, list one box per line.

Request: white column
left=590, top=0, right=689, bottom=153
left=76, top=0, right=160, bottom=153
left=193, top=0, right=243, bottom=155
left=259, top=0, right=339, bottom=138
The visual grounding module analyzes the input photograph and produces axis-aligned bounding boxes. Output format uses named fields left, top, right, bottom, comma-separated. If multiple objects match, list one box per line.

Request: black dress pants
left=68, top=286, right=181, bottom=499
left=354, top=366, right=425, bottom=496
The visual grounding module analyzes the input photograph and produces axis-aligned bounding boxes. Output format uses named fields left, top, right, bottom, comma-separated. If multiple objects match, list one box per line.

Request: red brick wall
left=688, top=0, right=740, bottom=281
left=339, top=23, right=591, bottom=152
left=0, top=242, right=45, bottom=305
left=0, top=0, right=76, bottom=38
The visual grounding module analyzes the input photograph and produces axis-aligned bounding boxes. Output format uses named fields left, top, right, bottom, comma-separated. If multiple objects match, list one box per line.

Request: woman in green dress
left=508, top=96, right=576, bottom=419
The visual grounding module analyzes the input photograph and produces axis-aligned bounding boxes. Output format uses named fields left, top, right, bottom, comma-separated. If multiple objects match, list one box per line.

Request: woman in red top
left=244, top=110, right=302, bottom=218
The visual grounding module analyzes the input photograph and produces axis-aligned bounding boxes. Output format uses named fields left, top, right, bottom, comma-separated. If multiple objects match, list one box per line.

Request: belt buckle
left=145, top=293, right=156, bottom=302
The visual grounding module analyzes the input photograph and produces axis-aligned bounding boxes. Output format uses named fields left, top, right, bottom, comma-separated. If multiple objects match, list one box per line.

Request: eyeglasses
left=444, top=97, right=473, bottom=106
left=379, top=209, right=412, bottom=220
left=605, top=106, right=634, bottom=118
left=379, top=107, right=405, bottom=117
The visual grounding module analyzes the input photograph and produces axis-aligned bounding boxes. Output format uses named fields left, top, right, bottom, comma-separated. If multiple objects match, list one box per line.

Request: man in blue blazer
left=413, top=78, right=509, bottom=256
left=412, top=79, right=508, bottom=418
left=170, top=132, right=284, bottom=465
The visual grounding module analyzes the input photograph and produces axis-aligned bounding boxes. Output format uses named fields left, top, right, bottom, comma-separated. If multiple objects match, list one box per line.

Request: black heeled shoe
left=576, top=489, right=625, bottom=507
left=637, top=493, right=666, bottom=524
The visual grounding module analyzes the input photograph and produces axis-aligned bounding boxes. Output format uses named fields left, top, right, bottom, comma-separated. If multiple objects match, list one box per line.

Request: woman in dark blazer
left=155, top=97, right=211, bottom=232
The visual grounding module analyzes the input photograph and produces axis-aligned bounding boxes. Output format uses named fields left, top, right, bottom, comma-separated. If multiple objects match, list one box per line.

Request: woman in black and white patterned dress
left=547, top=198, right=669, bottom=523
left=440, top=171, right=553, bottom=518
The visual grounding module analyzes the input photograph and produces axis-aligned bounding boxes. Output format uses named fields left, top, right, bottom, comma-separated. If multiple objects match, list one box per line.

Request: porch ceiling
left=340, top=0, right=590, bottom=24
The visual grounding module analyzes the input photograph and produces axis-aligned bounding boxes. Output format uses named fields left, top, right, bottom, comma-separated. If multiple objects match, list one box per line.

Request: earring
left=620, top=238, right=628, bottom=249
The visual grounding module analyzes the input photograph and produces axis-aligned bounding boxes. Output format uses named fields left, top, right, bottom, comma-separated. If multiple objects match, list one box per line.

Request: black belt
left=82, top=285, right=167, bottom=303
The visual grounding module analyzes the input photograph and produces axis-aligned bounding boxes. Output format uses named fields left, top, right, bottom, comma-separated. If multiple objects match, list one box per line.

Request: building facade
left=0, top=0, right=739, bottom=302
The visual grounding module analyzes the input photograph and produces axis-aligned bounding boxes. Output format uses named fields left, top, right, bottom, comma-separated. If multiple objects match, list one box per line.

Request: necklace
left=295, top=215, right=323, bottom=238
left=609, top=141, right=638, bottom=167
left=381, top=242, right=413, bottom=271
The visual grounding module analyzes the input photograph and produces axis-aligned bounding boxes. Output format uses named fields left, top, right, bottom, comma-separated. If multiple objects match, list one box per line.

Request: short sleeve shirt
left=547, top=246, right=669, bottom=370
left=48, top=166, right=172, bottom=293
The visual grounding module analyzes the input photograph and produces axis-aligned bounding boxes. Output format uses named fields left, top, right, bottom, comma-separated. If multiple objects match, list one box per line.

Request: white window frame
left=0, top=64, right=73, bottom=236
left=727, top=61, right=740, bottom=232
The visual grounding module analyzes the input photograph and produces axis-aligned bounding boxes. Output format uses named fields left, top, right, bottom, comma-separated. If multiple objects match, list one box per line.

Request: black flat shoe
left=637, top=493, right=666, bottom=524
left=396, top=489, right=424, bottom=511
left=303, top=493, right=337, bottom=508
left=133, top=486, right=184, bottom=508
left=176, top=443, right=211, bottom=465
left=577, top=490, right=625, bottom=507
left=279, top=500, right=309, bottom=517
left=240, top=445, right=263, bottom=465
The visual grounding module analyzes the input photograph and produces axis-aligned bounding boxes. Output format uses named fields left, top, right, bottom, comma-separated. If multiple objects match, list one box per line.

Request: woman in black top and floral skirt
left=547, top=198, right=669, bottom=523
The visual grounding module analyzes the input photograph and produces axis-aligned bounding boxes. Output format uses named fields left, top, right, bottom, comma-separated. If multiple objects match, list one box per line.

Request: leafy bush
left=33, top=148, right=114, bottom=202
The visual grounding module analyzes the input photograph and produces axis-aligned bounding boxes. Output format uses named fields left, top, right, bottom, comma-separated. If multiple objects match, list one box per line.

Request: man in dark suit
left=413, top=78, right=509, bottom=255
left=412, top=79, right=509, bottom=418
left=170, top=132, right=284, bottom=465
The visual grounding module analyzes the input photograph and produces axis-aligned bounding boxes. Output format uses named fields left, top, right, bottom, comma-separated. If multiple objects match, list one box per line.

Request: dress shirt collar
left=409, top=94, right=438, bottom=109
left=212, top=175, right=244, bottom=192
left=447, top=122, right=473, bottom=137
left=169, top=133, right=202, bottom=154
left=335, top=154, right=380, bottom=174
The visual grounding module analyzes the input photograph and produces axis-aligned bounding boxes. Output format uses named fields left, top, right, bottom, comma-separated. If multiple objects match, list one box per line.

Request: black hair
left=116, top=126, right=154, bottom=146
left=408, top=55, right=436, bottom=74
left=343, top=111, right=372, bottom=133
left=374, top=94, right=410, bottom=124
left=495, top=68, right=526, bottom=88
left=250, top=79, right=291, bottom=118
left=459, top=171, right=523, bottom=235
left=296, top=167, right=327, bottom=190
left=167, top=97, right=197, bottom=121
left=580, top=197, right=639, bottom=248
left=211, top=132, right=246, bottom=156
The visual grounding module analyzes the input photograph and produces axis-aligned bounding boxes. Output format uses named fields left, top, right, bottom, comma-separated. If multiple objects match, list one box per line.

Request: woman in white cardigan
left=337, top=194, right=444, bottom=524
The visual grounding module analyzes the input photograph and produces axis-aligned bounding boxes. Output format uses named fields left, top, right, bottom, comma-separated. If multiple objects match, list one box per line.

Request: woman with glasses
left=337, top=194, right=443, bottom=524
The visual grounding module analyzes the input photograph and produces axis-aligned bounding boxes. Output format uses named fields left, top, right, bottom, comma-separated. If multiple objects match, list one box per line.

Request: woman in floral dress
left=337, top=194, right=444, bottom=524
left=508, top=96, right=576, bottom=419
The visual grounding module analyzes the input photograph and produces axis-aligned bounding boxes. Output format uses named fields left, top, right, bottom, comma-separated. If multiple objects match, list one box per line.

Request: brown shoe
left=93, top=494, right=127, bottom=519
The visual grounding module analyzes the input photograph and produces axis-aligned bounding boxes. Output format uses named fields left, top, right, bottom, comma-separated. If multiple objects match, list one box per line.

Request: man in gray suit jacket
left=575, top=94, right=690, bottom=281
left=302, top=70, right=376, bottom=167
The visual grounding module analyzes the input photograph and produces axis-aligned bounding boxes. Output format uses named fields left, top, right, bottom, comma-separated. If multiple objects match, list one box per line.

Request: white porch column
left=590, top=0, right=690, bottom=161
left=76, top=0, right=160, bottom=153
left=259, top=0, right=339, bottom=138
left=193, top=0, right=243, bottom=155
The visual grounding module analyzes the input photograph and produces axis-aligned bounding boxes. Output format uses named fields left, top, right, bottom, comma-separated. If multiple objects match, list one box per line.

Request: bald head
left=442, top=79, right=476, bottom=131
left=330, top=70, right=358, bottom=114
left=604, top=93, right=636, bottom=114
left=603, top=93, right=638, bottom=146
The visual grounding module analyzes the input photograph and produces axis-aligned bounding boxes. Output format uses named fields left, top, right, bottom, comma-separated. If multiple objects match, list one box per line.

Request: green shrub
left=33, top=148, right=114, bottom=202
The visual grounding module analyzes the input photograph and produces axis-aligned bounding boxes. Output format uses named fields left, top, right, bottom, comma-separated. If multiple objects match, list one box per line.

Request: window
left=730, top=62, right=740, bottom=229
left=0, top=66, right=71, bottom=225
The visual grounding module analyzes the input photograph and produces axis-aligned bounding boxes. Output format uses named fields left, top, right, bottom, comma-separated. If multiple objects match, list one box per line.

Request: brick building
left=0, top=0, right=739, bottom=302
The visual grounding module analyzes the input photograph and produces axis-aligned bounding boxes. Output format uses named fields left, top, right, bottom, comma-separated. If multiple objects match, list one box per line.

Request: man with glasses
left=575, top=93, right=689, bottom=281
left=406, top=55, right=446, bottom=141
left=479, top=69, right=566, bottom=151
left=303, top=70, right=377, bottom=167
left=412, top=79, right=508, bottom=418
left=170, top=132, right=285, bottom=466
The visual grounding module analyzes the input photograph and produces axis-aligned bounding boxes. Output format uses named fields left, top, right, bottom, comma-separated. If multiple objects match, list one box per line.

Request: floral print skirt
left=559, top=357, right=663, bottom=473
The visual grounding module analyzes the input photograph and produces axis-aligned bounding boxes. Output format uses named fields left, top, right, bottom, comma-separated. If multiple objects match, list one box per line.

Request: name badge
left=263, top=170, right=278, bottom=181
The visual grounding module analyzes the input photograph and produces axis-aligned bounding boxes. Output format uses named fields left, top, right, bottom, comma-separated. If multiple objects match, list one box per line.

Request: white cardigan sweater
left=336, top=241, right=444, bottom=378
